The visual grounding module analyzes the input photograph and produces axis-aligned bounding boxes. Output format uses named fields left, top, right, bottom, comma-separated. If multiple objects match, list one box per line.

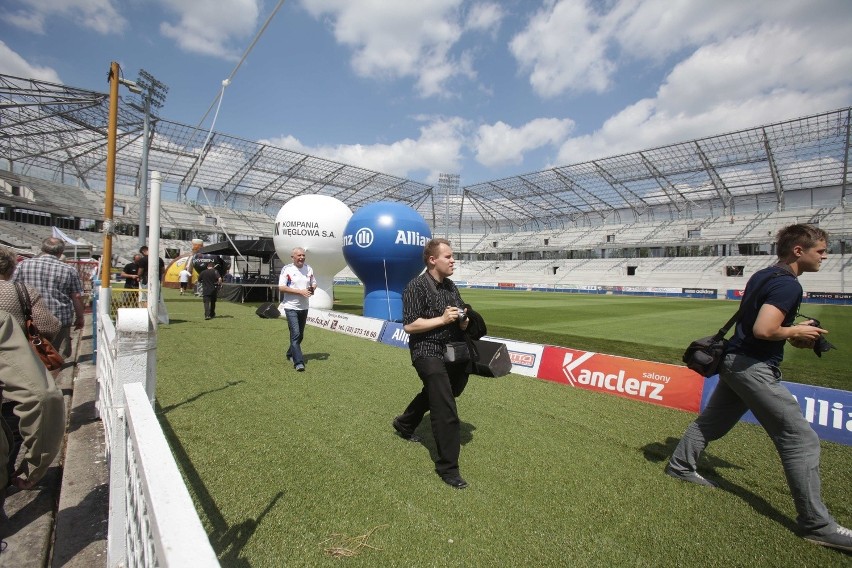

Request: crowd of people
left=0, top=238, right=77, bottom=536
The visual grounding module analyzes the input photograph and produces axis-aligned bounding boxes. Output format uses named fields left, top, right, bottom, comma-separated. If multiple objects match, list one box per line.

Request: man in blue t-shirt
left=666, top=224, right=851, bottom=552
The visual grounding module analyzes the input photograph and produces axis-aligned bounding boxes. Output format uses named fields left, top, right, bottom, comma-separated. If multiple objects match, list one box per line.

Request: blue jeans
left=669, top=352, right=837, bottom=535
left=284, top=309, right=308, bottom=366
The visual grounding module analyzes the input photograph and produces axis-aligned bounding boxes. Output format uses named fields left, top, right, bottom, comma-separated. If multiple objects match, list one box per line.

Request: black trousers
left=203, top=293, right=217, bottom=318
left=397, top=357, right=469, bottom=477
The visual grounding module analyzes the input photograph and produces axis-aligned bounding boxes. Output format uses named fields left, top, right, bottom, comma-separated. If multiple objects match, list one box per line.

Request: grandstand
left=0, top=73, right=849, bottom=293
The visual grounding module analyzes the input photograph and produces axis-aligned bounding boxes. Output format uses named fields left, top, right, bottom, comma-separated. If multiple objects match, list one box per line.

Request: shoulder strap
left=425, top=275, right=483, bottom=347
left=717, top=270, right=790, bottom=339
left=424, top=272, right=438, bottom=297
left=14, top=282, right=41, bottom=341
left=14, top=281, right=33, bottom=320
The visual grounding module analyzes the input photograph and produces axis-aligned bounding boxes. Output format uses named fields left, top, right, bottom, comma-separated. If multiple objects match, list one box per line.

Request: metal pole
left=101, top=61, right=120, bottom=290
left=446, top=178, right=450, bottom=239
left=148, top=171, right=162, bottom=334
left=138, top=95, right=150, bottom=248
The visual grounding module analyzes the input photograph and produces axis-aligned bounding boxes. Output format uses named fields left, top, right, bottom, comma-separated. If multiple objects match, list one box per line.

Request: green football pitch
left=155, top=286, right=851, bottom=566
left=331, top=285, right=851, bottom=391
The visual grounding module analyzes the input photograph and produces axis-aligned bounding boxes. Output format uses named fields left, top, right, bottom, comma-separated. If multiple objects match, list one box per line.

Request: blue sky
left=2, top=0, right=851, bottom=187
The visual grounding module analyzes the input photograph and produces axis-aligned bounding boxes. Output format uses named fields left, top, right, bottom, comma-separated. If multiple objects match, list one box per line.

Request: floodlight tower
left=122, top=69, right=168, bottom=247
left=438, top=172, right=460, bottom=239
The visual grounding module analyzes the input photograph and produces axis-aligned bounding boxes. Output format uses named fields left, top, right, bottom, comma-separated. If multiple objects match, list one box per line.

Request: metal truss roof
left=0, top=73, right=435, bottom=223
left=463, top=108, right=851, bottom=232
left=1, top=73, right=849, bottom=235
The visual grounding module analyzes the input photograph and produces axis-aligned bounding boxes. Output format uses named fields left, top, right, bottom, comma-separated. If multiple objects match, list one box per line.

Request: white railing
left=96, top=287, right=219, bottom=567
left=123, top=383, right=219, bottom=567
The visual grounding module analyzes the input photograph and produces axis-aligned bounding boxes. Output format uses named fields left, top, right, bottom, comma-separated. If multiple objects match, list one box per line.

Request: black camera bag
left=683, top=334, right=730, bottom=377
left=683, top=271, right=786, bottom=376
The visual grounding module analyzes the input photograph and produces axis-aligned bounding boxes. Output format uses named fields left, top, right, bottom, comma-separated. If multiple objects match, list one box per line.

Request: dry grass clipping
left=321, top=525, right=388, bottom=558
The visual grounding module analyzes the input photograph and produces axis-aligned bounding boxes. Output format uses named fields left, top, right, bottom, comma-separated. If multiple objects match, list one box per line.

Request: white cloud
left=615, top=0, right=851, bottom=62
left=614, top=0, right=757, bottom=61
left=0, top=41, right=62, bottom=83
left=260, top=116, right=467, bottom=182
left=1, top=0, right=126, bottom=34
left=655, top=24, right=852, bottom=116
left=300, top=0, right=478, bottom=97
left=158, top=0, right=260, bottom=60
left=475, top=118, right=575, bottom=168
left=502, top=0, right=852, bottom=167
left=509, top=0, right=614, bottom=97
left=465, top=2, right=503, bottom=35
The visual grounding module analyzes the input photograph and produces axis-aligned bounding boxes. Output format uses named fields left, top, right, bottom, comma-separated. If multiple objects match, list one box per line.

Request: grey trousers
left=53, top=325, right=73, bottom=359
left=668, top=352, right=837, bottom=535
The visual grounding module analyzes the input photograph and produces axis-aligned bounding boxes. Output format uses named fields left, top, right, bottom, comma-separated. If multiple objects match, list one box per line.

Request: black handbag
left=683, top=271, right=787, bottom=377
left=444, top=341, right=472, bottom=363
left=683, top=331, right=732, bottom=377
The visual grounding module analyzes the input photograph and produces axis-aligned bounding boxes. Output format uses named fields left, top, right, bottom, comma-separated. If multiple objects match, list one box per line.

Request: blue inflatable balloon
left=343, top=202, right=431, bottom=322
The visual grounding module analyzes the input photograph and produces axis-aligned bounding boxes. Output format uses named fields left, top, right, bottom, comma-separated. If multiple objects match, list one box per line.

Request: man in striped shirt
left=392, top=238, right=471, bottom=489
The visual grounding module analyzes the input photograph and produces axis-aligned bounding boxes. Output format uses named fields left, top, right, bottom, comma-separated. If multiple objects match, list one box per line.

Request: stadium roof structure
left=0, top=73, right=436, bottom=223
left=463, top=108, right=851, bottom=232
left=0, top=72, right=849, bottom=235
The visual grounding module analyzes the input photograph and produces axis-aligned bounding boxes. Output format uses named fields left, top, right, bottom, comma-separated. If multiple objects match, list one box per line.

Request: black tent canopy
left=196, top=238, right=281, bottom=303
left=196, top=238, right=279, bottom=262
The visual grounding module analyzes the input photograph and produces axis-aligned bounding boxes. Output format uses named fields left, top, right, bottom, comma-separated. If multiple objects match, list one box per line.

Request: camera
left=807, top=318, right=836, bottom=357
left=457, top=307, right=467, bottom=323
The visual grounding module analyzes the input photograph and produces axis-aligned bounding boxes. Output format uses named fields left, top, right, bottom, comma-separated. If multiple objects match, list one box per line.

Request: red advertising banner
left=537, top=346, right=704, bottom=412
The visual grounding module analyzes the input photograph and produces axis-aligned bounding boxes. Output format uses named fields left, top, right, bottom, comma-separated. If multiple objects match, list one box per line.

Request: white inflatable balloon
left=273, top=195, right=352, bottom=309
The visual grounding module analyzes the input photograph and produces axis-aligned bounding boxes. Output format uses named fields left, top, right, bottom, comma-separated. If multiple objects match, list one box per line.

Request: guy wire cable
left=198, top=186, right=248, bottom=263
left=383, top=258, right=393, bottom=321
left=158, top=0, right=287, bottom=186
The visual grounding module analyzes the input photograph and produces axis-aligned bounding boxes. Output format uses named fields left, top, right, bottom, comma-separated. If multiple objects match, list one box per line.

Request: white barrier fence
left=96, top=288, right=219, bottom=567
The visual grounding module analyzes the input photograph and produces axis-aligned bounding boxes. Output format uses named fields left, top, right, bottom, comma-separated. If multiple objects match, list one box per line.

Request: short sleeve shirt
left=279, top=264, right=316, bottom=310
left=402, top=272, right=466, bottom=362
left=123, top=262, right=140, bottom=288
left=139, top=256, right=166, bottom=285
left=12, top=254, right=83, bottom=326
left=726, top=266, right=801, bottom=366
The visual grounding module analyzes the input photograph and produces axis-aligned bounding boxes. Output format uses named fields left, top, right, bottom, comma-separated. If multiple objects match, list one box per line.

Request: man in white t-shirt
left=278, top=247, right=316, bottom=372
left=178, top=267, right=192, bottom=295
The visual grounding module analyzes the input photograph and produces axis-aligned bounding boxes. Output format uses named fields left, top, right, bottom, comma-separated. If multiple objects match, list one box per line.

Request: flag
left=51, top=226, right=83, bottom=246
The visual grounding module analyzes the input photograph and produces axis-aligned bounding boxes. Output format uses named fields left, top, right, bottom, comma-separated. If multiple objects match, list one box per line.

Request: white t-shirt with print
left=279, top=263, right=316, bottom=310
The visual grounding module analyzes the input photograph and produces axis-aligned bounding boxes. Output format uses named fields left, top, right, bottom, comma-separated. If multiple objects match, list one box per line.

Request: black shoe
left=441, top=475, right=468, bottom=489
left=392, top=418, right=421, bottom=443
left=204, top=316, right=211, bottom=320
